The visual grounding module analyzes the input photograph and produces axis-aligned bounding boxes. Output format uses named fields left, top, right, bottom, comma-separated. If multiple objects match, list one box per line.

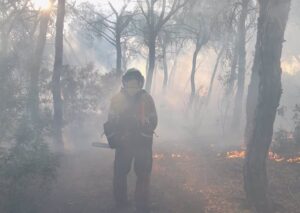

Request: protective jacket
left=105, top=88, right=157, bottom=148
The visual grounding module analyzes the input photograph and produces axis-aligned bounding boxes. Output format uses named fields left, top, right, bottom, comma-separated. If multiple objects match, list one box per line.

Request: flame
left=225, top=150, right=300, bottom=164
left=226, top=150, right=246, bottom=159
left=286, top=157, right=300, bottom=163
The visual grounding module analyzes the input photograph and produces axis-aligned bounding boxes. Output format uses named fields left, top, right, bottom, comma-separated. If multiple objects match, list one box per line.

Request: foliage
left=60, top=64, right=121, bottom=124
left=0, top=118, right=58, bottom=213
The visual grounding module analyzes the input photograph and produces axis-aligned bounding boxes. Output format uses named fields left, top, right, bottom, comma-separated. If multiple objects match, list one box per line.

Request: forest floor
left=39, top=112, right=300, bottom=213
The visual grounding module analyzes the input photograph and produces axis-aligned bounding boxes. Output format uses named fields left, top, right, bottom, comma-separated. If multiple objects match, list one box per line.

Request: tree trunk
left=243, top=1, right=291, bottom=212
left=27, top=11, right=50, bottom=126
left=162, top=45, right=168, bottom=91
left=116, top=31, right=122, bottom=74
left=244, top=66, right=259, bottom=144
left=122, top=42, right=128, bottom=72
left=152, top=62, right=159, bottom=95
left=245, top=9, right=262, bottom=144
left=231, top=0, right=250, bottom=128
left=189, top=42, right=201, bottom=106
left=145, top=35, right=156, bottom=93
left=168, top=56, right=178, bottom=89
left=225, top=37, right=239, bottom=96
left=52, top=0, right=66, bottom=146
left=206, top=47, right=225, bottom=105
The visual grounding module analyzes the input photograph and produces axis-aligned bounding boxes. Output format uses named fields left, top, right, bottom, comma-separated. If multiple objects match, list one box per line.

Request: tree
left=0, top=0, right=40, bottom=139
left=168, top=39, right=184, bottom=88
left=189, top=31, right=208, bottom=105
left=206, top=46, right=225, bottom=104
left=73, top=1, right=135, bottom=74
left=52, top=0, right=66, bottom=146
left=158, top=30, right=170, bottom=90
left=204, top=0, right=240, bottom=106
left=231, top=0, right=251, bottom=128
left=216, top=0, right=256, bottom=131
left=27, top=7, right=52, bottom=127
left=243, top=0, right=291, bottom=212
left=157, top=27, right=181, bottom=91
left=138, top=0, right=187, bottom=92
left=180, top=1, right=215, bottom=105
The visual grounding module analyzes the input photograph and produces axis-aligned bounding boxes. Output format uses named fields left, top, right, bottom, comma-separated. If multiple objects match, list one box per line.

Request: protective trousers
left=113, top=142, right=152, bottom=212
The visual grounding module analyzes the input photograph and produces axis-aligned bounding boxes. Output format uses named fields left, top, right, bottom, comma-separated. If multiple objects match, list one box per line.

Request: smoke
left=282, top=56, right=300, bottom=76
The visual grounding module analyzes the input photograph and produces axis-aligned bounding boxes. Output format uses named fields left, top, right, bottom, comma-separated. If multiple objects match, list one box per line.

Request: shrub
left=0, top=120, right=58, bottom=213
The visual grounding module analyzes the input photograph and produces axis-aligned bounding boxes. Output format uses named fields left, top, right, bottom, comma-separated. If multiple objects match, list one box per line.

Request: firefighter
left=105, top=68, right=158, bottom=213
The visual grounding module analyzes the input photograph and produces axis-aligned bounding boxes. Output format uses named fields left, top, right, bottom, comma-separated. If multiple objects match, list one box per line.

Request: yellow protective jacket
left=108, top=89, right=158, bottom=144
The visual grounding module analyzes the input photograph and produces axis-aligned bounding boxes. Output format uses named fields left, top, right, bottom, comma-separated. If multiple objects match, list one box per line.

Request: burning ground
left=34, top=99, right=300, bottom=213
left=37, top=123, right=300, bottom=213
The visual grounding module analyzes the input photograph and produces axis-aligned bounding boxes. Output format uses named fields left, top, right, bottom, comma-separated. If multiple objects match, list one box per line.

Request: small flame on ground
left=225, top=150, right=300, bottom=164
left=286, top=157, right=300, bottom=163
left=226, top=150, right=246, bottom=159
